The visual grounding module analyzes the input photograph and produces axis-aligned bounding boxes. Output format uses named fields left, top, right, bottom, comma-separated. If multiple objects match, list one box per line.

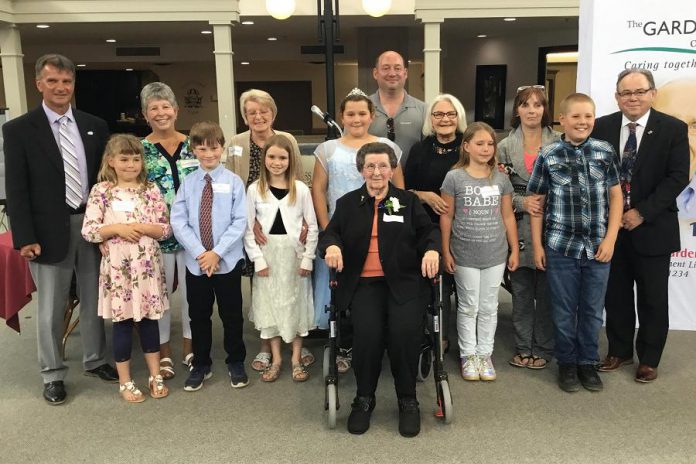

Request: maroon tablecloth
left=0, top=232, right=36, bottom=332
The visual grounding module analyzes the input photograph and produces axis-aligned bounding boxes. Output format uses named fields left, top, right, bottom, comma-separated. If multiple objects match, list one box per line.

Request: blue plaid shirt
left=527, top=136, right=619, bottom=259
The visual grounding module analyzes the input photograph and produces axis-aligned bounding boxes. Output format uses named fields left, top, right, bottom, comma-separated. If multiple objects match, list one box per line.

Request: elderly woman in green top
left=140, top=81, right=199, bottom=379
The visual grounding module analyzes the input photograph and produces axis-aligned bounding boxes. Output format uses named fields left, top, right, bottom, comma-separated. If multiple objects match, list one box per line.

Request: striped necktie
left=58, top=115, right=83, bottom=209
left=199, top=173, right=214, bottom=250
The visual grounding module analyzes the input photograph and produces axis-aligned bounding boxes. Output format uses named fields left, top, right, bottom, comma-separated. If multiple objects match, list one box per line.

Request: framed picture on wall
left=475, top=65, right=507, bottom=129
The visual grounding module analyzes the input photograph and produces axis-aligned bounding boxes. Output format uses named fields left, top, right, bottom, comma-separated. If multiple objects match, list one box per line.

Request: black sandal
left=509, top=353, right=532, bottom=368
left=527, top=355, right=548, bottom=370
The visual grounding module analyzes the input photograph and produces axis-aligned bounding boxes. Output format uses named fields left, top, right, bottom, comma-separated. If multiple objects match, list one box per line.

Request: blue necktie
left=620, top=122, right=637, bottom=211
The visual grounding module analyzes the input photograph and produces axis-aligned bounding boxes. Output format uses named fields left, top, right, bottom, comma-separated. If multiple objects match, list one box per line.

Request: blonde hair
left=98, top=134, right=148, bottom=187
left=239, top=89, right=278, bottom=125
left=559, top=92, right=596, bottom=115
left=258, top=134, right=298, bottom=205
left=452, top=122, right=498, bottom=179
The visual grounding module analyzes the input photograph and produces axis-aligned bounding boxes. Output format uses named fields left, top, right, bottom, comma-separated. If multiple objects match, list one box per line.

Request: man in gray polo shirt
left=369, top=50, right=427, bottom=167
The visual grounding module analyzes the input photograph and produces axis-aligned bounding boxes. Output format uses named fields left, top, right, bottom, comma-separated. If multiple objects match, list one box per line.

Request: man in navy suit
left=592, top=69, right=689, bottom=383
left=3, top=54, right=117, bottom=404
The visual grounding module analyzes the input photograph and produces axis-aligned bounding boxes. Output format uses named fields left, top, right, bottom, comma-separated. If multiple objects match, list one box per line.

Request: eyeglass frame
left=431, top=111, right=458, bottom=120
left=363, top=163, right=392, bottom=174
left=616, top=88, right=654, bottom=99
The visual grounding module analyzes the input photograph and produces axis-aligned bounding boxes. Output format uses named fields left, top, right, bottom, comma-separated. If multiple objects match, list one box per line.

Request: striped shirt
left=527, top=136, right=619, bottom=259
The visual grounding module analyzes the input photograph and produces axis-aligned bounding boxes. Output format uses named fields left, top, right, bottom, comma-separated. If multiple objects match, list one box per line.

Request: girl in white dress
left=244, top=135, right=319, bottom=382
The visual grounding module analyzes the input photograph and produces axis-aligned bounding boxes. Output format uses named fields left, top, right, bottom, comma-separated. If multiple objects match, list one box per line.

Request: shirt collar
left=621, top=109, right=651, bottom=129
left=42, top=101, right=75, bottom=125
left=200, top=163, right=226, bottom=179
left=560, top=134, right=590, bottom=150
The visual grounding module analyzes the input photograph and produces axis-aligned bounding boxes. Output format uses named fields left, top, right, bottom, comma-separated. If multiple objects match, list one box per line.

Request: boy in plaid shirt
left=527, top=93, right=623, bottom=393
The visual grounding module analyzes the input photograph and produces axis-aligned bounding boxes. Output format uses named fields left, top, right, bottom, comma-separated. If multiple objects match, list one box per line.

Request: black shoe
left=43, top=381, right=66, bottom=405
left=84, top=364, right=118, bottom=383
left=347, top=396, right=375, bottom=434
left=577, top=364, right=603, bottom=392
left=397, top=397, right=421, bottom=437
left=558, top=363, right=581, bottom=393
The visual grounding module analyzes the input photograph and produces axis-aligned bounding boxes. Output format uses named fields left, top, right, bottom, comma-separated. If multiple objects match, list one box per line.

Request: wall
left=442, top=27, right=578, bottom=130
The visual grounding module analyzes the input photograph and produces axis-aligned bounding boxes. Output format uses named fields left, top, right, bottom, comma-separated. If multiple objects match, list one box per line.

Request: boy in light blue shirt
left=171, top=121, right=248, bottom=391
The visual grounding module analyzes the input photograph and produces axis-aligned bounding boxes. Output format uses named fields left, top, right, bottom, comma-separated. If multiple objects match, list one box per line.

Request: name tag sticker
left=180, top=159, right=199, bottom=169
left=212, top=183, right=231, bottom=193
left=480, top=185, right=500, bottom=198
left=112, top=200, right=135, bottom=212
left=383, top=214, right=404, bottom=223
left=230, top=145, right=244, bottom=157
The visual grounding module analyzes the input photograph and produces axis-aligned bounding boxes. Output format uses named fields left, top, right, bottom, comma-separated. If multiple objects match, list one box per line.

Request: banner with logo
left=578, top=0, right=696, bottom=330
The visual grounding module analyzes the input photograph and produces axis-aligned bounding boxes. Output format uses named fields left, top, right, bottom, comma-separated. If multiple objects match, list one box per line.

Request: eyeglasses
left=363, top=163, right=392, bottom=173
left=617, top=88, right=653, bottom=99
left=386, top=117, right=395, bottom=141
left=246, top=109, right=271, bottom=117
left=516, top=85, right=546, bottom=94
left=432, top=111, right=458, bottom=120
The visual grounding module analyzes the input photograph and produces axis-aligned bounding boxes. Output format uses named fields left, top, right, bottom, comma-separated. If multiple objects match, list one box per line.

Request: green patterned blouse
left=142, top=138, right=199, bottom=253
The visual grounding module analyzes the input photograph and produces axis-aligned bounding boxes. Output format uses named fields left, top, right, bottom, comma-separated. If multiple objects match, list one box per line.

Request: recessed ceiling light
left=477, top=34, right=487, bottom=38
left=241, top=61, right=250, bottom=65
left=106, top=39, right=116, bottom=43
left=201, top=30, right=212, bottom=34
left=267, top=37, right=278, bottom=41
left=36, top=24, right=50, bottom=29
left=125, top=68, right=133, bottom=71
left=241, top=20, right=254, bottom=25
left=503, top=17, right=517, bottom=22
left=77, top=64, right=86, bottom=67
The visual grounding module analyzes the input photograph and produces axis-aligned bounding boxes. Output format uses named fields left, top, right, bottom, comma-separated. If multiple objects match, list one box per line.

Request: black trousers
left=186, top=264, right=246, bottom=368
left=351, top=277, right=426, bottom=399
left=604, top=230, right=671, bottom=367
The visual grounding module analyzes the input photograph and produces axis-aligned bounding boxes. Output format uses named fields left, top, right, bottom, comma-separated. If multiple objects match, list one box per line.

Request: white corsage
left=383, top=196, right=404, bottom=215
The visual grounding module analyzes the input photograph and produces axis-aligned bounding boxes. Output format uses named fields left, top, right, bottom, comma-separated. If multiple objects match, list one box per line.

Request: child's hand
left=118, top=224, right=142, bottom=242
left=533, top=246, right=546, bottom=271
left=253, top=220, right=267, bottom=246
left=197, top=251, right=220, bottom=277
left=257, top=268, right=270, bottom=277
left=507, top=251, right=519, bottom=272
left=595, top=239, right=615, bottom=263
left=443, top=251, right=456, bottom=274
left=299, top=267, right=311, bottom=277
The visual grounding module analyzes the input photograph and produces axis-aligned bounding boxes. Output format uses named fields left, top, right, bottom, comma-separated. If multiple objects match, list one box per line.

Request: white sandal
left=251, top=352, right=272, bottom=372
left=149, top=375, right=169, bottom=399
left=300, top=347, right=315, bottom=366
left=119, top=381, right=145, bottom=403
left=182, top=353, right=194, bottom=371
left=159, top=357, right=175, bottom=380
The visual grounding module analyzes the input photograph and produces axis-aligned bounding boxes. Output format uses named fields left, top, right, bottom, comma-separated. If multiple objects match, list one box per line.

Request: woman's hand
left=325, top=245, right=343, bottom=272
left=523, top=195, right=544, bottom=217
left=443, top=251, right=456, bottom=274
left=421, top=250, right=440, bottom=278
left=253, top=219, right=267, bottom=246
left=117, top=224, right=142, bottom=242
left=420, top=191, right=449, bottom=216
left=298, top=267, right=311, bottom=277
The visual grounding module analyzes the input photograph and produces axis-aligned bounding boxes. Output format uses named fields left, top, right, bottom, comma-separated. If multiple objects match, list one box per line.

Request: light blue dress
left=312, top=137, right=401, bottom=328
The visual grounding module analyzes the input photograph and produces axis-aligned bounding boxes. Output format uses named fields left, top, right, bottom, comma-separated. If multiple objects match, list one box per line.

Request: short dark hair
left=189, top=121, right=225, bottom=148
left=510, top=86, right=552, bottom=128
left=35, top=54, right=75, bottom=79
left=355, top=142, right=398, bottom=172
left=616, top=69, right=656, bottom=91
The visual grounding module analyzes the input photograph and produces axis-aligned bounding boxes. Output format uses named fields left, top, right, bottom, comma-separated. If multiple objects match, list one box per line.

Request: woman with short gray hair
left=140, top=81, right=197, bottom=379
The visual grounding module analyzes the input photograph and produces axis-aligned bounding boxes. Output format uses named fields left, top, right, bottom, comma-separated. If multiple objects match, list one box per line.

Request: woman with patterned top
left=140, top=82, right=199, bottom=379
left=224, top=89, right=309, bottom=373
left=405, top=94, right=467, bottom=352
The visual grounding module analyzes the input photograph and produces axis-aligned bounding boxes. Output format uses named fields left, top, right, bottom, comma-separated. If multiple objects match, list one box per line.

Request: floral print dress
left=82, top=182, right=172, bottom=322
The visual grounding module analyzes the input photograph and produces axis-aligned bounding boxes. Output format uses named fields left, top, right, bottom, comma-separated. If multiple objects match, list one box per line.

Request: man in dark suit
left=592, top=69, right=689, bottom=383
left=3, top=54, right=117, bottom=404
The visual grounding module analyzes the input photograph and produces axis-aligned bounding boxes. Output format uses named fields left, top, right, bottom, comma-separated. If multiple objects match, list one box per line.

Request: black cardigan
left=318, top=183, right=441, bottom=310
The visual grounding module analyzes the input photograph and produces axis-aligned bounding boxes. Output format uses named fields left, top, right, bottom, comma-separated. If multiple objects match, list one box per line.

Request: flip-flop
left=252, top=352, right=272, bottom=372
left=527, top=356, right=548, bottom=370
left=300, top=347, right=315, bottom=366
left=508, top=354, right=531, bottom=368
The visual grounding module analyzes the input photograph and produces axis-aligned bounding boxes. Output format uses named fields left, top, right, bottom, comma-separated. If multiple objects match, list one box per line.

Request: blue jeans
left=545, top=246, right=610, bottom=365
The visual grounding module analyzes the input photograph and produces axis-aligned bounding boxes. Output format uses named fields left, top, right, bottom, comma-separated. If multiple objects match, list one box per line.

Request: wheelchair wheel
left=416, top=348, right=432, bottom=382
left=323, top=346, right=331, bottom=379
left=326, top=384, right=338, bottom=429
left=438, top=380, right=453, bottom=424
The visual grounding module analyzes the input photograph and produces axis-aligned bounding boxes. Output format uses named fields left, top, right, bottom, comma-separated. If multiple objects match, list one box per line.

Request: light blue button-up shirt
left=171, top=163, right=247, bottom=276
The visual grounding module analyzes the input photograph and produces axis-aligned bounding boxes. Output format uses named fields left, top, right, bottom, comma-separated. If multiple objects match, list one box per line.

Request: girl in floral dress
left=82, top=134, right=171, bottom=403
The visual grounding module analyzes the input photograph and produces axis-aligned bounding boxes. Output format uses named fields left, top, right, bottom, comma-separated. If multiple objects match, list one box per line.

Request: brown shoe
left=635, top=365, right=658, bottom=383
left=598, top=356, right=633, bottom=372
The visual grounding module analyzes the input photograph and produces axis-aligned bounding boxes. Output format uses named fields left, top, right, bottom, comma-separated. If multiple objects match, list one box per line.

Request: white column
left=0, top=24, right=28, bottom=119
left=211, top=21, right=236, bottom=138
left=423, top=20, right=443, bottom=104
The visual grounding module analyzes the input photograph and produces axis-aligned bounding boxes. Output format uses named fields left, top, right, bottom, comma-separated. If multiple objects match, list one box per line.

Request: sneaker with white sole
left=461, top=355, right=480, bottom=381
left=479, top=355, right=496, bottom=381
left=184, top=365, right=212, bottom=392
